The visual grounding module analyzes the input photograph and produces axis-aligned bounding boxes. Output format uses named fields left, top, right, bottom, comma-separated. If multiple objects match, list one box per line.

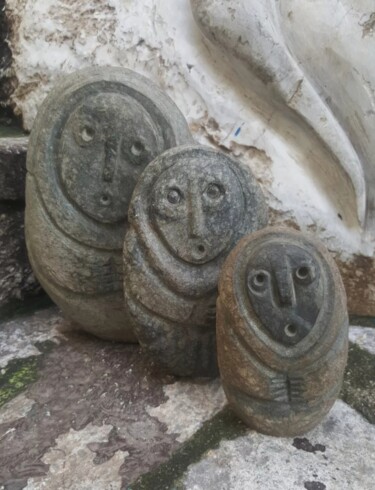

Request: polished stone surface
left=217, top=227, right=349, bottom=436
left=123, top=144, right=268, bottom=376
left=25, top=66, right=191, bottom=342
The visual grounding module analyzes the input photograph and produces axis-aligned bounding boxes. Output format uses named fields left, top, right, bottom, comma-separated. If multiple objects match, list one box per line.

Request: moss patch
left=0, top=356, right=40, bottom=408
left=0, top=340, right=56, bottom=408
left=341, top=343, right=375, bottom=424
left=128, top=406, right=247, bottom=490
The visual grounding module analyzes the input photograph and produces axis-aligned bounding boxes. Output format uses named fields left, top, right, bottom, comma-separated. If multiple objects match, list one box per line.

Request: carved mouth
left=100, top=194, right=111, bottom=206
left=196, top=244, right=206, bottom=255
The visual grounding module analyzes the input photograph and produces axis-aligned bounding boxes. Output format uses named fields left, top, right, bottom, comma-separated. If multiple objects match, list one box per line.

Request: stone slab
left=0, top=137, right=28, bottom=201
left=0, top=307, right=226, bottom=488
left=182, top=400, right=375, bottom=490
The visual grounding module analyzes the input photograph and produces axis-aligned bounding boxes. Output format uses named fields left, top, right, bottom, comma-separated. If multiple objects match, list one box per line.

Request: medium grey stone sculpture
left=217, top=227, right=348, bottom=436
left=123, top=144, right=268, bottom=376
left=25, top=66, right=192, bottom=341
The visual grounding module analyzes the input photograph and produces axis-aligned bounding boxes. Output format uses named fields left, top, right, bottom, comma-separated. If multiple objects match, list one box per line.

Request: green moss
left=128, top=406, right=247, bottom=490
left=341, top=343, right=375, bottom=424
left=0, top=338, right=58, bottom=408
left=0, top=356, right=40, bottom=408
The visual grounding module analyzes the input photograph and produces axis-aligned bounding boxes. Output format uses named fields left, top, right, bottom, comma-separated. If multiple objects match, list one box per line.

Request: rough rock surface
left=0, top=305, right=374, bottom=489
left=182, top=400, right=375, bottom=490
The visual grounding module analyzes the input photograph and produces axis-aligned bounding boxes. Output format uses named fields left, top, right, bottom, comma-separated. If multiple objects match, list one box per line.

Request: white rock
left=349, top=326, right=375, bottom=355
left=0, top=394, right=35, bottom=426
left=0, top=307, right=66, bottom=368
left=146, top=378, right=226, bottom=442
left=25, top=423, right=125, bottom=490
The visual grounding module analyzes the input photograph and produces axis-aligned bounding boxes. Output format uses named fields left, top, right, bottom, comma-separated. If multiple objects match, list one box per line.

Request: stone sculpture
left=217, top=227, right=348, bottom=436
left=123, top=144, right=268, bottom=376
left=25, top=66, right=192, bottom=341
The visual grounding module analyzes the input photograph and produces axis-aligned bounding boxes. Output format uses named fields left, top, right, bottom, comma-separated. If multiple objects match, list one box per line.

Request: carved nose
left=102, top=138, right=117, bottom=182
left=274, top=268, right=296, bottom=307
left=188, top=197, right=205, bottom=238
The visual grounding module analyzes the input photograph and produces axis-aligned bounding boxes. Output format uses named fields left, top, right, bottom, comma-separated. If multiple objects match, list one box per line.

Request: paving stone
left=182, top=400, right=375, bottom=490
left=0, top=203, right=41, bottom=309
left=0, top=306, right=64, bottom=368
left=0, top=308, right=226, bottom=488
left=25, top=424, right=124, bottom=490
left=0, top=307, right=374, bottom=489
left=0, top=137, right=28, bottom=201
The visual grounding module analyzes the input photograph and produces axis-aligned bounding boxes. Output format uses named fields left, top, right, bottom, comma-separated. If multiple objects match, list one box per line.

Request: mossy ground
left=128, top=407, right=248, bottom=490
left=130, top=340, right=375, bottom=489
left=0, top=340, right=56, bottom=408
left=341, top=342, right=375, bottom=424
left=0, top=356, right=40, bottom=408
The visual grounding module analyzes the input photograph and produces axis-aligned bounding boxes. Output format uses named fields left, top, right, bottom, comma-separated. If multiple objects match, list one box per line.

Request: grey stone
left=0, top=203, right=41, bottom=308
left=0, top=307, right=225, bottom=488
left=123, top=144, right=268, bottom=376
left=25, top=66, right=192, bottom=342
left=0, top=137, right=28, bottom=200
left=217, top=227, right=348, bottom=436
left=182, top=400, right=375, bottom=490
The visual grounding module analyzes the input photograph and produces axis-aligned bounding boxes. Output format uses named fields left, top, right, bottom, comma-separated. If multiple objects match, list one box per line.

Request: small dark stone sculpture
left=25, top=67, right=192, bottom=341
left=217, top=227, right=348, bottom=436
left=123, top=144, right=268, bottom=376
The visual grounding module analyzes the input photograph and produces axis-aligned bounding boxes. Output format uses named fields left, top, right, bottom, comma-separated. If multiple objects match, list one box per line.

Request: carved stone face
left=150, top=159, right=244, bottom=264
left=246, top=242, right=324, bottom=346
left=58, top=92, right=164, bottom=224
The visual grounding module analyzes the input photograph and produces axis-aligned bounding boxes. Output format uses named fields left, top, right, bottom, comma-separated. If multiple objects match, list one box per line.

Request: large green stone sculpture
left=123, top=145, right=268, bottom=376
left=25, top=67, right=191, bottom=341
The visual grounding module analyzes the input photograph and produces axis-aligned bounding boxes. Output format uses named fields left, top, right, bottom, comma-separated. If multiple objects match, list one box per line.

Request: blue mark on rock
left=234, top=127, right=241, bottom=137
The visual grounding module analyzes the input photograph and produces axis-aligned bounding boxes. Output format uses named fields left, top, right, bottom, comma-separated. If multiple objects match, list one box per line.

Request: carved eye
left=294, top=265, right=315, bottom=284
left=130, top=140, right=145, bottom=157
left=76, top=123, right=96, bottom=145
left=167, top=188, right=182, bottom=205
left=284, top=324, right=298, bottom=338
left=205, top=183, right=224, bottom=200
left=248, top=270, right=269, bottom=293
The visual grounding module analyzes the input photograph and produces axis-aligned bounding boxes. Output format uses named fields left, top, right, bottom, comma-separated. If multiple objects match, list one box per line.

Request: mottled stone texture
left=25, top=66, right=191, bottom=342
left=217, top=227, right=348, bottom=436
left=124, top=145, right=268, bottom=377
